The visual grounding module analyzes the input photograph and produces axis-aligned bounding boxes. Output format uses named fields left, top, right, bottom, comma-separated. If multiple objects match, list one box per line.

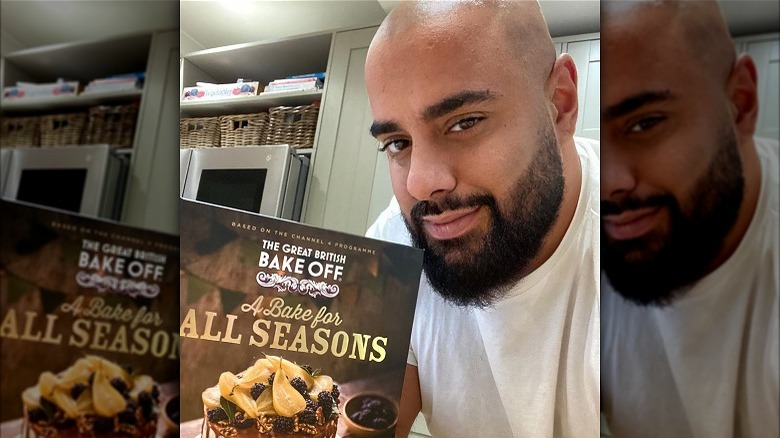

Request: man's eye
left=450, top=116, right=484, bottom=132
left=378, top=138, right=411, bottom=153
left=628, top=115, right=665, bottom=133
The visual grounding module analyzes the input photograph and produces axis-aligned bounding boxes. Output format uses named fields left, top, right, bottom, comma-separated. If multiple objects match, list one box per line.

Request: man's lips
left=422, top=206, right=483, bottom=240
left=603, top=206, right=663, bottom=240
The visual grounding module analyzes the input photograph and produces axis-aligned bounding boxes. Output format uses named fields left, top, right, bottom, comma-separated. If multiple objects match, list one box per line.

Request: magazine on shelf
left=0, top=199, right=180, bottom=438
left=179, top=198, right=423, bottom=438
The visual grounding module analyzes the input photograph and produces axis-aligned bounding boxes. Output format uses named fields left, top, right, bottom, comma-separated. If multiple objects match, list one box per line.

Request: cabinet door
left=746, top=38, right=779, bottom=140
left=565, top=39, right=600, bottom=140
left=304, top=26, right=393, bottom=235
left=122, top=30, right=180, bottom=234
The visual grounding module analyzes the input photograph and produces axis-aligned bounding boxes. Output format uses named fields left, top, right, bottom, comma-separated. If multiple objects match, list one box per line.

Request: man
left=364, top=1, right=599, bottom=436
left=600, top=1, right=779, bottom=437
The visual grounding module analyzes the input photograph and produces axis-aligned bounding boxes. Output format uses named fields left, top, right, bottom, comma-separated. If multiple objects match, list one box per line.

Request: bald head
left=603, top=0, right=736, bottom=84
left=370, top=0, right=556, bottom=87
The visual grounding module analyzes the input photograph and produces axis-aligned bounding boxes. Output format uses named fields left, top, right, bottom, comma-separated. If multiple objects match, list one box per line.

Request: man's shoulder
left=365, top=197, right=412, bottom=246
left=574, top=136, right=600, bottom=162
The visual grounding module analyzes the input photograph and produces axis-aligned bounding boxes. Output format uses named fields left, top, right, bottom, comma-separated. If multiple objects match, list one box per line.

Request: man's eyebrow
left=602, top=90, right=674, bottom=122
left=368, top=89, right=495, bottom=138
left=369, top=120, right=401, bottom=138
left=422, top=89, right=496, bottom=121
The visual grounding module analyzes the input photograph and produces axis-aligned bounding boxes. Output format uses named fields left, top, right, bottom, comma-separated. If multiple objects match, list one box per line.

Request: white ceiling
left=0, top=0, right=777, bottom=56
left=179, top=0, right=603, bottom=55
left=0, top=0, right=178, bottom=55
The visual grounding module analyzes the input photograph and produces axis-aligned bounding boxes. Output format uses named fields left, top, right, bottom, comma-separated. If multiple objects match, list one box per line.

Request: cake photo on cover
left=20, top=355, right=160, bottom=437
left=201, top=355, right=340, bottom=438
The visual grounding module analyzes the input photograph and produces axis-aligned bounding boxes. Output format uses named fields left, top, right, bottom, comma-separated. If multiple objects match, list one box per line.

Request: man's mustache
left=410, top=194, right=495, bottom=220
left=601, top=194, right=676, bottom=217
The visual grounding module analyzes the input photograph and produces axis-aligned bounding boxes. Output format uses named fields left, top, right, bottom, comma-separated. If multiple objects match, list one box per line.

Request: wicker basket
left=84, top=102, right=139, bottom=148
left=219, top=112, right=270, bottom=147
left=1, top=116, right=39, bottom=147
left=267, top=103, right=319, bottom=149
left=39, top=112, right=87, bottom=147
left=180, top=117, right=221, bottom=148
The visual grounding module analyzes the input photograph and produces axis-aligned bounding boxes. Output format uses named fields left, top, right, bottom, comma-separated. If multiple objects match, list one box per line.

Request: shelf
left=181, top=32, right=332, bottom=86
left=0, top=89, right=143, bottom=114
left=2, top=33, right=151, bottom=85
left=179, top=90, right=323, bottom=117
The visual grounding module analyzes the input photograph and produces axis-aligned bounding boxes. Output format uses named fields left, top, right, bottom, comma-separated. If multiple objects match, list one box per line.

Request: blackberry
left=92, top=416, right=114, bottom=435
left=138, top=392, right=154, bottom=420
left=272, top=416, right=294, bottom=433
left=268, top=372, right=275, bottom=385
left=317, top=391, right=333, bottom=406
left=318, top=391, right=334, bottom=418
left=110, top=377, right=128, bottom=395
left=206, top=408, right=228, bottom=423
left=290, top=377, right=308, bottom=396
left=118, top=403, right=137, bottom=424
left=234, top=412, right=254, bottom=429
left=54, top=417, right=75, bottom=430
left=250, top=382, right=266, bottom=399
left=151, top=384, right=160, bottom=402
left=331, top=384, right=340, bottom=401
left=372, top=417, right=390, bottom=428
left=305, top=399, right=318, bottom=411
left=301, top=364, right=314, bottom=375
left=27, top=408, right=47, bottom=423
left=40, top=397, right=57, bottom=413
left=298, top=409, right=317, bottom=425
left=70, top=383, right=87, bottom=399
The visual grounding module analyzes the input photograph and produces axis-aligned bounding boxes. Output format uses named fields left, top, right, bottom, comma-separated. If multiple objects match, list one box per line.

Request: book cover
left=0, top=200, right=180, bottom=438
left=178, top=199, right=423, bottom=438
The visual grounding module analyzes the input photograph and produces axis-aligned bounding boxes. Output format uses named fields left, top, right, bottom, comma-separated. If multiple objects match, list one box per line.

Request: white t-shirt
left=601, top=137, right=780, bottom=438
left=367, top=138, right=601, bottom=437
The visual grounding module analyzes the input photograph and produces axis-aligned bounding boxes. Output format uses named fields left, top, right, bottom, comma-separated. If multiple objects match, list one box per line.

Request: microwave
left=181, top=144, right=309, bottom=221
left=1, top=144, right=128, bottom=219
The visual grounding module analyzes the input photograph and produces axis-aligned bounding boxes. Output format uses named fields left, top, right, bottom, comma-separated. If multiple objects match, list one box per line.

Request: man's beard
left=402, top=122, right=564, bottom=307
left=601, top=127, right=744, bottom=306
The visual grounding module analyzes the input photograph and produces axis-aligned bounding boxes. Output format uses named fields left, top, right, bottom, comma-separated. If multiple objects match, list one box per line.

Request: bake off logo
left=77, top=238, right=166, bottom=298
left=0, top=295, right=179, bottom=360
left=181, top=237, right=389, bottom=364
left=256, top=238, right=344, bottom=299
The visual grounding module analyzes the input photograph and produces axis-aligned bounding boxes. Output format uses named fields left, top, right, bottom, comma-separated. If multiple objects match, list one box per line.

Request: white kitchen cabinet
left=0, top=29, right=180, bottom=234
left=304, top=26, right=390, bottom=235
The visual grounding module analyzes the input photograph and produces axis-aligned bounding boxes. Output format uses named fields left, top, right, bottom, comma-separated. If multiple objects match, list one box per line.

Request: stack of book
left=3, top=80, right=79, bottom=100
left=82, top=72, right=144, bottom=94
left=263, top=72, right=325, bottom=93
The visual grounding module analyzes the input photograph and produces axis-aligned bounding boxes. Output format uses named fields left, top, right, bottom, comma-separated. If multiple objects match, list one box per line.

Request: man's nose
left=405, top=141, right=457, bottom=202
left=601, top=147, right=638, bottom=201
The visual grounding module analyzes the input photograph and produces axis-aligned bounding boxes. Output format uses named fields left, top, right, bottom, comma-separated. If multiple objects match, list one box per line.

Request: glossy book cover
left=0, top=200, right=180, bottom=437
left=178, top=199, right=422, bottom=438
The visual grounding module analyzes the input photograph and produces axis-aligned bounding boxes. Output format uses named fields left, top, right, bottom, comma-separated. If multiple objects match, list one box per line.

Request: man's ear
left=548, top=53, right=579, bottom=139
left=727, top=54, right=759, bottom=141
